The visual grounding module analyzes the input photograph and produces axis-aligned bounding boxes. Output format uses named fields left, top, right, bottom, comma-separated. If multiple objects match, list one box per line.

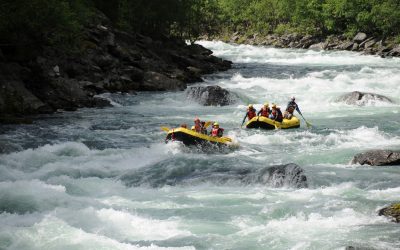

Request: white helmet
left=291, top=96, right=295, bottom=100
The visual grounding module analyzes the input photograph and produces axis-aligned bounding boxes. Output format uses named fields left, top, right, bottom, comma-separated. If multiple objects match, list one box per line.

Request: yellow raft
left=245, top=116, right=300, bottom=130
left=165, top=127, right=234, bottom=146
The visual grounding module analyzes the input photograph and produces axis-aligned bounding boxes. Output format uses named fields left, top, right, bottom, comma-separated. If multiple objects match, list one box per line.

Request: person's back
left=194, top=118, right=202, bottom=133
left=286, top=96, right=299, bottom=112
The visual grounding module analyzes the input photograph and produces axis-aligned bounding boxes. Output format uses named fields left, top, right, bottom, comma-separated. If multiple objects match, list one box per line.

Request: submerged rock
left=120, top=162, right=308, bottom=188
left=336, top=91, right=393, bottom=106
left=379, top=203, right=400, bottom=223
left=186, top=85, right=237, bottom=106
left=351, top=150, right=400, bottom=166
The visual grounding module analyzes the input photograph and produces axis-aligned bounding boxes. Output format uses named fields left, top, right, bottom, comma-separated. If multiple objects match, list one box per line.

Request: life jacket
left=272, top=108, right=283, bottom=120
left=276, top=108, right=283, bottom=121
left=248, top=109, right=256, bottom=120
left=260, top=107, right=269, bottom=117
left=211, top=127, right=223, bottom=137
left=194, top=123, right=202, bottom=133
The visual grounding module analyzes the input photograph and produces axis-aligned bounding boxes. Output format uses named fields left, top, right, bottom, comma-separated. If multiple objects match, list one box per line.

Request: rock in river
left=336, top=91, right=393, bottom=106
left=379, top=203, right=400, bottom=223
left=351, top=150, right=400, bottom=166
left=186, top=85, right=237, bottom=106
left=120, top=162, right=308, bottom=188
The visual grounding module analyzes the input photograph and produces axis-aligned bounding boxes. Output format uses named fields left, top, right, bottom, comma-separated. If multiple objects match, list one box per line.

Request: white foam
left=7, top=215, right=193, bottom=250
left=95, top=208, right=192, bottom=241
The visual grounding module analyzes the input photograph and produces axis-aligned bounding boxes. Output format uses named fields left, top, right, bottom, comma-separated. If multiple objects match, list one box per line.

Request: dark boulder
left=351, top=150, right=400, bottom=166
left=336, top=91, right=393, bottom=106
left=120, top=162, right=308, bottom=188
left=186, top=85, right=237, bottom=106
left=379, top=203, right=400, bottom=223
left=142, top=71, right=185, bottom=91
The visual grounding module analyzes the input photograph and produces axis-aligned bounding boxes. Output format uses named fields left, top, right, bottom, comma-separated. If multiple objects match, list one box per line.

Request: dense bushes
left=1, top=0, right=400, bottom=53
left=214, top=0, right=400, bottom=38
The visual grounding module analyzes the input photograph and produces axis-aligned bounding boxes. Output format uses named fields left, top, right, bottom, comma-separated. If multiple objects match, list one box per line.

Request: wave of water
left=1, top=41, right=400, bottom=249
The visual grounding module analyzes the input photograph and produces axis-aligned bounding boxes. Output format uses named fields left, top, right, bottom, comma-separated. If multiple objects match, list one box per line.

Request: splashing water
left=1, top=41, right=400, bottom=249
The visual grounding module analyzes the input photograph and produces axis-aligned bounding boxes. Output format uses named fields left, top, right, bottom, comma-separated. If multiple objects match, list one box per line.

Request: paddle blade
left=204, top=121, right=212, bottom=128
left=306, top=121, right=312, bottom=128
left=161, top=127, right=170, bottom=132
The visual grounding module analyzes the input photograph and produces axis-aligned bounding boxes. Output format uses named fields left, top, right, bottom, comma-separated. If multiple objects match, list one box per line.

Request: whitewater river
left=1, top=41, right=400, bottom=250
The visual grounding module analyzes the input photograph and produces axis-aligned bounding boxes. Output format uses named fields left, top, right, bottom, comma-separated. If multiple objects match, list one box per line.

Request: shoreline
left=204, top=32, right=400, bottom=58
left=0, top=12, right=232, bottom=124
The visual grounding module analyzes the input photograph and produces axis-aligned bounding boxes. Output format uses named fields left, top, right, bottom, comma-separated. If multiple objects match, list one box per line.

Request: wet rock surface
left=379, top=203, right=400, bottom=223
left=120, top=162, right=308, bottom=188
left=336, top=91, right=393, bottom=106
left=186, top=85, right=237, bottom=106
left=351, top=150, right=400, bottom=166
left=0, top=12, right=231, bottom=123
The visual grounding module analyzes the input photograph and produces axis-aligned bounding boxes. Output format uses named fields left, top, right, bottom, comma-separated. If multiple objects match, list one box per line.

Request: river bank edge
left=204, top=31, right=400, bottom=58
left=0, top=12, right=232, bottom=124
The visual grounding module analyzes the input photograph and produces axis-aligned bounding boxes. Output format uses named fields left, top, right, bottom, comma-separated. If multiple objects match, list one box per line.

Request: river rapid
left=1, top=41, right=400, bottom=250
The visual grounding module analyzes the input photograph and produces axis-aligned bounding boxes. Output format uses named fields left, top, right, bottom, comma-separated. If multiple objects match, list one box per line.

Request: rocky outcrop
left=336, top=91, right=393, bottom=106
left=0, top=11, right=232, bottom=123
left=120, top=162, right=308, bottom=188
left=209, top=30, right=400, bottom=58
left=186, top=85, right=237, bottom=106
left=351, top=150, right=400, bottom=166
left=379, top=203, right=400, bottom=223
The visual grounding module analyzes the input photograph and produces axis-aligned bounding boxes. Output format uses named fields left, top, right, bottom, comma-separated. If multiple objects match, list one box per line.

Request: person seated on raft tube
left=242, top=104, right=257, bottom=124
left=284, top=106, right=295, bottom=119
left=257, top=102, right=271, bottom=117
left=194, top=118, right=207, bottom=134
left=269, top=104, right=283, bottom=122
left=210, top=122, right=224, bottom=137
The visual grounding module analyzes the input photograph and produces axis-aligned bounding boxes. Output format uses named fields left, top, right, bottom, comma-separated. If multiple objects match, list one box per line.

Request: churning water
left=0, top=41, right=400, bottom=249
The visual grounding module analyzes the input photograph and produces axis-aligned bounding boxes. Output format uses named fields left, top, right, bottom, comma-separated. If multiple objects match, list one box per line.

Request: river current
left=0, top=41, right=400, bottom=249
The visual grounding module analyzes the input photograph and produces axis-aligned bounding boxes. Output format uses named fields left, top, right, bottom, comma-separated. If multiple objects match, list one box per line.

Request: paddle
left=204, top=121, right=213, bottom=128
left=161, top=127, right=170, bottom=132
left=297, top=111, right=312, bottom=128
left=295, top=107, right=312, bottom=128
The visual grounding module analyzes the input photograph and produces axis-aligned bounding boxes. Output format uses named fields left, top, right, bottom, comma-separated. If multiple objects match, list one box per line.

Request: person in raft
left=242, top=104, right=257, bottom=125
left=284, top=96, right=302, bottom=119
left=194, top=118, right=208, bottom=134
left=257, top=102, right=271, bottom=117
left=210, top=122, right=224, bottom=137
left=269, top=104, right=283, bottom=122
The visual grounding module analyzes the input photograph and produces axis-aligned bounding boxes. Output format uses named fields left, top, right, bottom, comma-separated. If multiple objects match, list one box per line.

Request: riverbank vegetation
left=2, top=0, right=400, bottom=52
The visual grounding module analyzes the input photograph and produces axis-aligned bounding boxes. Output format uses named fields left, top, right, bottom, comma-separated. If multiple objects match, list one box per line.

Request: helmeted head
left=194, top=117, right=200, bottom=123
left=291, top=96, right=295, bottom=101
left=213, top=122, right=219, bottom=127
left=191, top=126, right=195, bottom=130
left=272, top=104, right=277, bottom=109
left=248, top=104, right=253, bottom=109
left=264, top=102, right=269, bottom=107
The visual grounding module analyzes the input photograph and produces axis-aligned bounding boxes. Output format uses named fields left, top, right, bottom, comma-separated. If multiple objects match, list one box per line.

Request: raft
left=245, top=116, right=300, bottom=130
left=165, top=127, right=234, bottom=146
